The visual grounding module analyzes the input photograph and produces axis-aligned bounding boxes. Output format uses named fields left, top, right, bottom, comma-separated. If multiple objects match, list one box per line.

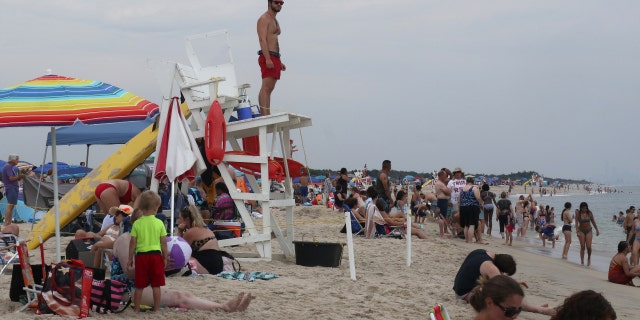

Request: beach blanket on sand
left=215, top=271, right=278, bottom=282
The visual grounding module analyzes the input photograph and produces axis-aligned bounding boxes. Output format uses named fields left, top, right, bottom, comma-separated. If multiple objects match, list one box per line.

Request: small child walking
left=128, top=190, right=167, bottom=313
left=505, top=211, right=514, bottom=246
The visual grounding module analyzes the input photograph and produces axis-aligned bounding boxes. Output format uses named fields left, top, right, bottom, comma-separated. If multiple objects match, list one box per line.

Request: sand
left=1, top=184, right=636, bottom=319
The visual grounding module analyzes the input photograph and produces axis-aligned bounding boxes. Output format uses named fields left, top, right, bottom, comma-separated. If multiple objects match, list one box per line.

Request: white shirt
left=100, top=214, right=115, bottom=232
left=447, top=179, right=466, bottom=204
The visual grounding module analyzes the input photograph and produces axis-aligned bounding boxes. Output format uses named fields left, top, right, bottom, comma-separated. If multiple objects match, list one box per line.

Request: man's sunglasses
left=495, top=302, right=523, bottom=318
left=273, top=1, right=284, bottom=4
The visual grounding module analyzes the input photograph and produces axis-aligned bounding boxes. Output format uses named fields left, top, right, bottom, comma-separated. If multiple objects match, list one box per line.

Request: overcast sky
left=1, top=1, right=638, bottom=185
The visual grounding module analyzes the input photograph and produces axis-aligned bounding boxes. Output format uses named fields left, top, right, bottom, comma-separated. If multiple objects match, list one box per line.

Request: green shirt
left=130, top=215, right=167, bottom=253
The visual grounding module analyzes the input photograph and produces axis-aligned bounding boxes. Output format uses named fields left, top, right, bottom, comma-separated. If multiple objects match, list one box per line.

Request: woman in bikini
left=88, top=205, right=131, bottom=268
left=560, top=202, right=573, bottom=260
left=94, top=179, right=141, bottom=215
left=177, top=205, right=233, bottom=274
left=609, top=241, right=640, bottom=285
left=576, top=202, right=600, bottom=266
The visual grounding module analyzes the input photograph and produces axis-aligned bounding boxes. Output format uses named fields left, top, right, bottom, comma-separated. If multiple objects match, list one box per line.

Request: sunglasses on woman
left=495, top=302, right=523, bottom=318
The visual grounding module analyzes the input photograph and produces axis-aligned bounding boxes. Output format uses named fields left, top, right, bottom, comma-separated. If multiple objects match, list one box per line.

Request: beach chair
left=428, top=303, right=452, bottom=320
left=340, top=205, right=364, bottom=236
left=0, top=233, right=19, bottom=275
left=15, top=240, right=44, bottom=313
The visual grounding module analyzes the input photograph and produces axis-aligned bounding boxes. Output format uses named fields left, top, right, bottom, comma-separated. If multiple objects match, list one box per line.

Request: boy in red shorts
left=128, top=190, right=167, bottom=313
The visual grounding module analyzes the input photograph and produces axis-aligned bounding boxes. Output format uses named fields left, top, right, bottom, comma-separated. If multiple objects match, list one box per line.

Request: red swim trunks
left=258, top=55, right=282, bottom=80
left=134, top=252, right=165, bottom=288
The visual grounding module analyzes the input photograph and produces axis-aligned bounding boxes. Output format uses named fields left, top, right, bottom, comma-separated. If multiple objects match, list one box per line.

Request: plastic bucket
left=293, top=241, right=343, bottom=267
left=237, top=107, right=252, bottom=120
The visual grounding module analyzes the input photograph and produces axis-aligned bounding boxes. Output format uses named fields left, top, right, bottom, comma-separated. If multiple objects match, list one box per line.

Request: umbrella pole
left=170, top=182, right=175, bottom=235
left=85, top=144, right=90, bottom=168
left=51, top=127, right=62, bottom=262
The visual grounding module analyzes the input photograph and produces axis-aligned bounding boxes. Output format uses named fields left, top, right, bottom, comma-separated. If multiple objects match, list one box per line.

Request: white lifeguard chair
left=148, top=30, right=311, bottom=261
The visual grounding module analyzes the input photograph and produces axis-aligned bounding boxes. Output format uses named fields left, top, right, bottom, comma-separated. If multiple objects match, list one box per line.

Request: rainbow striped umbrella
left=0, top=74, right=158, bottom=127
left=0, top=74, right=159, bottom=261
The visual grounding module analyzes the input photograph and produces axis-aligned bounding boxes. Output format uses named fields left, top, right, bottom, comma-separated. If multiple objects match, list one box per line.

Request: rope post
left=344, top=211, right=357, bottom=281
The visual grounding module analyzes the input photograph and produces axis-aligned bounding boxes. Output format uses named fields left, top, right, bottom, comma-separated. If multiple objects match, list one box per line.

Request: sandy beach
left=1, top=184, right=636, bottom=320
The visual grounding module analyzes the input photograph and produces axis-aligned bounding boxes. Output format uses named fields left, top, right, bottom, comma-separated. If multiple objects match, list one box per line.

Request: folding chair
left=15, top=240, right=45, bottom=313
left=0, top=233, right=19, bottom=275
left=341, top=205, right=364, bottom=236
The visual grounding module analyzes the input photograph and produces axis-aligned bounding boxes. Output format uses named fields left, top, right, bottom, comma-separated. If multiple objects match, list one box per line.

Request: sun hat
left=118, top=204, right=133, bottom=215
left=453, top=167, right=463, bottom=173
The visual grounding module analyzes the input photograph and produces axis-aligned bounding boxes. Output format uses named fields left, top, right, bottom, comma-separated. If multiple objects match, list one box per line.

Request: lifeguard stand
left=148, top=30, right=311, bottom=261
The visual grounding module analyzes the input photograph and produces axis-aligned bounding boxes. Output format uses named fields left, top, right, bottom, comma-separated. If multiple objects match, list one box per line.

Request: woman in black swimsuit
left=177, top=205, right=230, bottom=274
left=560, top=202, right=573, bottom=260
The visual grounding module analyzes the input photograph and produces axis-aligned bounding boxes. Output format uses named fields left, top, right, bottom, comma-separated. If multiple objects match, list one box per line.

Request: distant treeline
left=307, top=168, right=590, bottom=185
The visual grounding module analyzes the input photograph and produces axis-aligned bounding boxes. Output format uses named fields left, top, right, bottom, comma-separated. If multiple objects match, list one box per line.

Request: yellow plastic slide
left=27, top=103, right=191, bottom=250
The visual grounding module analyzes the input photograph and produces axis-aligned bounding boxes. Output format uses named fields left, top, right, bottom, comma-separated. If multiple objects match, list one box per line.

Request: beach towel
left=216, top=271, right=278, bottom=282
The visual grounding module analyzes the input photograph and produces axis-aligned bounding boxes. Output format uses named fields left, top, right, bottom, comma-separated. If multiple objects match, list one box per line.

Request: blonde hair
left=180, top=205, right=206, bottom=228
left=138, top=190, right=161, bottom=212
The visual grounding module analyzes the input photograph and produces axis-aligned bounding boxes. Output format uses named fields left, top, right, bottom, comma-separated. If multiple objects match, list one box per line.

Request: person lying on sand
left=111, top=211, right=252, bottom=312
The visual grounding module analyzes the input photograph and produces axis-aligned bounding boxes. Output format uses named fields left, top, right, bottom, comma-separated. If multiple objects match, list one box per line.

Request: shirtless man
left=375, top=160, right=393, bottom=212
left=257, top=0, right=286, bottom=116
left=435, top=169, right=452, bottom=237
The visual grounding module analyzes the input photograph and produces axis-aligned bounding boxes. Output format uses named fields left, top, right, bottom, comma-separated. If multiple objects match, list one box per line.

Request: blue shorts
left=437, top=199, right=449, bottom=218
left=4, top=188, right=18, bottom=205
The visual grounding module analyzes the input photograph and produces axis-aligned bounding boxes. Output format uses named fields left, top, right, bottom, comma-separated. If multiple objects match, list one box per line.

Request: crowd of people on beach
left=319, top=160, right=632, bottom=318
left=3, top=148, right=634, bottom=318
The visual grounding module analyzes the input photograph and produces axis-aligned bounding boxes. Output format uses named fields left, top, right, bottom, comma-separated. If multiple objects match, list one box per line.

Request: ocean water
left=486, top=186, right=640, bottom=273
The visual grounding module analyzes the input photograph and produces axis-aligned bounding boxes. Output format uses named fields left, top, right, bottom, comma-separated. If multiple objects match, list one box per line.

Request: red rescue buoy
left=205, top=100, right=226, bottom=166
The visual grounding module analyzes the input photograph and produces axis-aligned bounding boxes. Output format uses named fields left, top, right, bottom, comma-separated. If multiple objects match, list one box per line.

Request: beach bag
left=37, top=260, right=91, bottom=318
left=222, top=251, right=241, bottom=272
left=90, top=279, right=130, bottom=313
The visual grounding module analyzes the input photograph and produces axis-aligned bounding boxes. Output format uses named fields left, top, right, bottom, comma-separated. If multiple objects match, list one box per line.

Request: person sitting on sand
left=608, top=241, right=640, bottom=286
left=550, top=290, right=616, bottom=320
left=452, top=249, right=556, bottom=316
left=364, top=188, right=383, bottom=238
left=88, top=205, right=131, bottom=268
left=111, top=210, right=252, bottom=312
left=177, top=205, right=236, bottom=275
left=387, top=191, right=428, bottom=238
left=75, top=205, right=133, bottom=239
left=469, top=275, right=524, bottom=320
